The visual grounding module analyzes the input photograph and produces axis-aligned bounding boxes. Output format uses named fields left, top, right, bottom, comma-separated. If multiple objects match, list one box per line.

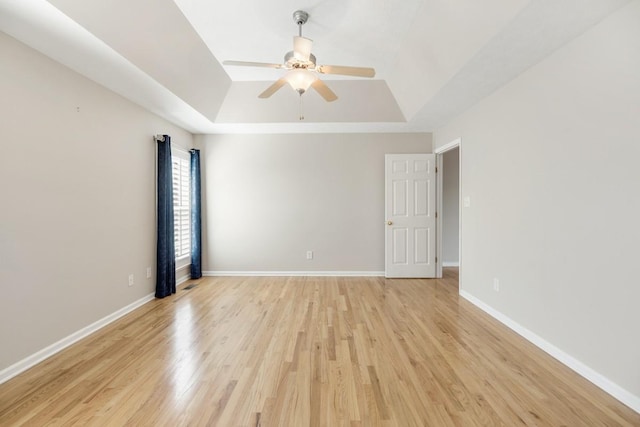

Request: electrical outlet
left=128, top=274, right=134, bottom=287
left=306, top=250, right=313, bottom=260
left=146, top=267, right=152, bottom=278
left=493, top=278, right=500, bottom=292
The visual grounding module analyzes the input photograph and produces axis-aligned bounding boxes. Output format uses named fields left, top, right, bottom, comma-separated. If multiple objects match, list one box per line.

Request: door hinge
left=435, top=257, right=438, bottom=263
left=435, top=211, right=438, bottom=219
left=436, top=166, right=438, bottom=173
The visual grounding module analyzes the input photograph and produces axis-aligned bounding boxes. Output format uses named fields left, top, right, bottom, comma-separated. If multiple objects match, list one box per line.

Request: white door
left=385, top=154, right=437, bottom=278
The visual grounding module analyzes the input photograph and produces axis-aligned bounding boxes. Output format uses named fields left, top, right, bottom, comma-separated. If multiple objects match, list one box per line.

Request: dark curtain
left=190, top=149, right=202, bottom=279
left=155, top=135, right=176, bottom=298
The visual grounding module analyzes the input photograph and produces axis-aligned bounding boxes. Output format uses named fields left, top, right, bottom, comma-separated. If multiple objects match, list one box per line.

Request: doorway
left=435, top=138, right=461, bottom=279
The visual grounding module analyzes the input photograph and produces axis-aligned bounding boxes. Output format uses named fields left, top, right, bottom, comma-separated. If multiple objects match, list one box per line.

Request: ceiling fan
left=223, top=10, right=375, bottom=103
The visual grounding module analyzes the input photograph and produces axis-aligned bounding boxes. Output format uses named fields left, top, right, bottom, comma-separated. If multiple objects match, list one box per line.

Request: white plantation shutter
left=172, top=154, right=190, bottom=259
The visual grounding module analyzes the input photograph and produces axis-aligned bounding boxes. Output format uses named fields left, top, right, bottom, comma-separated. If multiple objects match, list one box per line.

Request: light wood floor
left=1, top=269, right=638, bottom=426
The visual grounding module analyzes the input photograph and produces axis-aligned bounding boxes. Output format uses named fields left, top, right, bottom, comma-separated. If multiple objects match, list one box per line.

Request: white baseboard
left=0, top=292, right=155, bottom=385
left=442, top=262, right=460, bottom=267
left=177, top=273, right=191, bottom=286
left=0, top=271, right=193, bottom=386
left=203, top=271, right=385, bottom=277
left=460, top=290, right=640, bottom=414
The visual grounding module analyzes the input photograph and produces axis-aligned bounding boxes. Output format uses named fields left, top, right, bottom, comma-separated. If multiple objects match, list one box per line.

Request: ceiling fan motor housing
left=284, top=51, right=316, bottom=69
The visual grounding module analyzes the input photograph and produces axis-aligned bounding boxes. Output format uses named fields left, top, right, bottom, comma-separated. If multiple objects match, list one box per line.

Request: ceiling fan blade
left=258, top=78, right=288, bottom=98
left=223, top=60, right=283, bottom=69
left=311, top=79, right=338, bottom=102
left=293, top=36, right=313, bottom=61
left=317, top=65, right=375, bottom=78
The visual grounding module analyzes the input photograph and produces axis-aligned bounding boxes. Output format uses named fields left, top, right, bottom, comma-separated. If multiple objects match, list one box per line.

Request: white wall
left=434, top=1, right=640, bottom=405
left=442, top=147, right=459, bottom=265
left=0, top=32, right=193, bottom=372
left=196, top=133, right=431, bottom=273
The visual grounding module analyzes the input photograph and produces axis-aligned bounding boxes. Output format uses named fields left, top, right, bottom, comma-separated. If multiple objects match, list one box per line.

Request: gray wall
left=0, top=32, right=193, bottom=371
left=196, top=133, right=432, bottom=273
left=442, top=147, right=460, bottom=265
left=434, top=1, right=640, bottom=401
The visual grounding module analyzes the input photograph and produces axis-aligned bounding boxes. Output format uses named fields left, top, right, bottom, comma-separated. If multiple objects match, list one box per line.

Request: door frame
left=435, top=138, right=461, bottom=279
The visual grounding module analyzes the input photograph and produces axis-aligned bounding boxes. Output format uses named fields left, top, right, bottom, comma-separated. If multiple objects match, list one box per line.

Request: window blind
left=172, top=155, right=190, bottom=259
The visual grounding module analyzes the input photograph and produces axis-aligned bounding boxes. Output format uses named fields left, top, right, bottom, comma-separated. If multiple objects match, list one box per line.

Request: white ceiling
left=173, top=0, right=425, bottom=82
left=0, top=0, right=630, bottom=134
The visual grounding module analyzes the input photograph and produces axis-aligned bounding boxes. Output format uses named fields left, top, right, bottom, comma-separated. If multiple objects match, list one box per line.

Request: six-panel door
left=385, top=154, right=436, bottom=278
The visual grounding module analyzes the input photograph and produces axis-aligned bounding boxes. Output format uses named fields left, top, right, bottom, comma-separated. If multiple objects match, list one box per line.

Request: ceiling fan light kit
left=223, top=9, right=376, bottom=111
left=285, top=69, right=317, bottom=94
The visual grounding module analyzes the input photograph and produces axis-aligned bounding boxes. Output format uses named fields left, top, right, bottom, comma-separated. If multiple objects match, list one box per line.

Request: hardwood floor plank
left=1, top=269, right=638, bottom=426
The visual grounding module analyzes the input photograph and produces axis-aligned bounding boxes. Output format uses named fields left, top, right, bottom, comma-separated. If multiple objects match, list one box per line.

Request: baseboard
left=442, top=262, right=460, bottom=267
left=0, top=270, right=193, bottom=386
left=460, top=290, right=640, bottom=414
left=0, top=291, right=155, bottom=385
left=177, top=273, right=191, bottom=286
left=0, top=270, right=352, bottom=384
left=203, top=271, right=385, bottom=277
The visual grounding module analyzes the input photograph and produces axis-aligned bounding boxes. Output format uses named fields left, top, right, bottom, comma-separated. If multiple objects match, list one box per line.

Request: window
left=172, top=152, right=190, bottom=259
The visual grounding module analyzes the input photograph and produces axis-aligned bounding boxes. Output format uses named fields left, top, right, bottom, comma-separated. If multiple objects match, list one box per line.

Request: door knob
left=387, top=221, right=393, bottom=225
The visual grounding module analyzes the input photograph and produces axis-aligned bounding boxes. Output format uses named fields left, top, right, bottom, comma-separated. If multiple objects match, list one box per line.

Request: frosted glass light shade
left=285, top=69, right=317, bottom=93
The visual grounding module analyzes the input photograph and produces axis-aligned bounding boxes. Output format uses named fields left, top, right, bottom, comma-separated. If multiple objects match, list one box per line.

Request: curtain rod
left=153, top=134, right=197, bottom=154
